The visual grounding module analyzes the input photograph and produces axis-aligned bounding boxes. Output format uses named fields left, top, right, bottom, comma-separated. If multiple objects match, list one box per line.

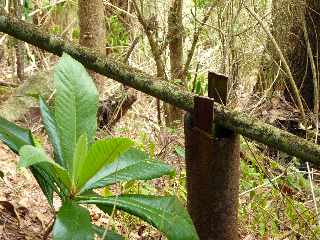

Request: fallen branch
left=0, top=11, right=320, bottom=164
left=0, top=80, right=18, bottom=87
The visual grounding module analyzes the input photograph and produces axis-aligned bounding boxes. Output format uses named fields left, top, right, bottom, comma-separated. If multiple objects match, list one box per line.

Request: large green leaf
left=0, top=116, right=54, bottom=204
left=76, top=194, right=199, bottom=240
left=92, top=224, right=124, bottom=240
left=19, top=145, right=71, bottom=189
left=76, top=138, right=134, bottom=192
left=30, top=165, right=56, bottom=205
left=53, top=201, right=93, bottom=240
left=81, top=148, right=175, bottom=192
left=39, top=97, right=64, bottom=167
left=72, top=134, right=88, bottom=187
left=0, top=116, right=34, bottom=153
left=54, top=53, right=98, bottom=172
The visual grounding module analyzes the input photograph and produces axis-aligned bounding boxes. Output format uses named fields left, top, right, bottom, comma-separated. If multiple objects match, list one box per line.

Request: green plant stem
left=1, top=10, right=320, bottom=165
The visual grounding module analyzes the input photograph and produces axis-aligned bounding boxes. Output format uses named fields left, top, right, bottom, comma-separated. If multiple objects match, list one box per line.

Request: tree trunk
left=258, top=0, right=320, bottom=116
left=78, top=0, right=137, bottom=127
left=9, top=0, right=24, bottom=82
left=165, top=0, right=184, bottom=126
left=78, top=0, right=106, bottom=94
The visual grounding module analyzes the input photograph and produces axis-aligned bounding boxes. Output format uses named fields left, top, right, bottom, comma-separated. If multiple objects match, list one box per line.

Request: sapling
left=0, top=53, right=199, bottom=240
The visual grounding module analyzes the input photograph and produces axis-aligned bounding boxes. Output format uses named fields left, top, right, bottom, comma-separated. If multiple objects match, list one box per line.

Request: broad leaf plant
left=0, top=54, right=199, bottom=240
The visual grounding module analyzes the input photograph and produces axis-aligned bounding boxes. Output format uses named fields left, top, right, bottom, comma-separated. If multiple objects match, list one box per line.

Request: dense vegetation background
left=0, top=0, right=320, bottom=239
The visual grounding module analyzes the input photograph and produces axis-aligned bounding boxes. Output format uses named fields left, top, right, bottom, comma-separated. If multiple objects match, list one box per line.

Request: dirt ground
left=0, top=143, right=52, bottom=239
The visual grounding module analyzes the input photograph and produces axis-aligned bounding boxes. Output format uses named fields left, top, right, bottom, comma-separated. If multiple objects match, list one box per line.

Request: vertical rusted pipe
left=184, top=72, right=240, bottom=239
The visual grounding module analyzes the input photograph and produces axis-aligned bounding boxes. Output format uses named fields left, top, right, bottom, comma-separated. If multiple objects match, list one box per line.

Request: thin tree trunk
left=165, top=0, right=184, bottom=126
left=78, top=0, right=106, bottom=94
left=10, top=0, right=24, bottom=82
left=78, top=0, right=137, bottom=127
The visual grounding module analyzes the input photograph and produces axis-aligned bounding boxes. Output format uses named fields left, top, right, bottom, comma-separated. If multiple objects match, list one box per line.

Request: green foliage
left=23, top=0, right=31, bottom=18
left=172, top=142, right=320, bottom=238
left=53, top=201, right=93, bottom=240
left=54, top=54, right=99, bottom=170
left=0, top=54, right=198, bottom=240
left=192, top=0, right=212, bottom=8
left=19, top=145, right=72, bottom=190
left=188, top=73, right=208, bottom=95
left=0, top=116, right=34, bottom=153
left=92, top=225, right=124, bottom=240
left=239, top=147, right=320, bottom=238
left=0, top=116, right=56, bottom=205
left=106, top=16, right=129, bottom=47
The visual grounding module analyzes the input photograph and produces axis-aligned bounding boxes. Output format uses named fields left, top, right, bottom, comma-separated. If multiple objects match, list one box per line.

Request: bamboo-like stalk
left=302, top=13, right=319, bottom=124
left=1, top=10, right=320, bottom=164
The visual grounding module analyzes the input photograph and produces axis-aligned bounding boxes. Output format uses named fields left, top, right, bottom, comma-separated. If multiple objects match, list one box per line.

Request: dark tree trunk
left=258, top=0, right=320, bottom=115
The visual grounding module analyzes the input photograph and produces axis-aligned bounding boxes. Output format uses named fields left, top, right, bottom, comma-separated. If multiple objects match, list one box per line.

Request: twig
left=132, top=0, right=167, bottom=124
left=306, top=162, right=320, bottom=226
left=182, top=4, right=215, bottom=82
left=28, top=0, right=66, bottom=17
left=104, top=1, right=137, bottom=19
left=191, top=62, right=200, bottom=93
left=123, top=34, right=141, bottom=63
left=239, top=173, right=284, bottom=197
left=132, top=0, right=167, bottom=81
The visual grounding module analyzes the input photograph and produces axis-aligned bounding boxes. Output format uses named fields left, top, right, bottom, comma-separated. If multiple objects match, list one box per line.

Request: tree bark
left=165, top=0, right=184, bottom=126
left=78, top=0, right=106, bottom=94
left=78, top=0, right=137, bottom=127
left=9, top=0, right=24, bottom=82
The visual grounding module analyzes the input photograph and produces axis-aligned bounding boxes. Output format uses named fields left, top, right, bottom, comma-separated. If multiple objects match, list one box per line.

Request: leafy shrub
left=0, top=53, right=198, bottom=240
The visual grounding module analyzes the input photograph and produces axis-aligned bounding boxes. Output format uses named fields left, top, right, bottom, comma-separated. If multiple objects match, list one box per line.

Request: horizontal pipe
left=0, top=10, right=320, bottom=165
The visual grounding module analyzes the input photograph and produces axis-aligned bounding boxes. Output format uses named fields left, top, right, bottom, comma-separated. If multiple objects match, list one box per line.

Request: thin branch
left=302, top=12, right=319, bottom=120
left=182, top=4, right=215, bottom=81
left=132, top=0, right=167, bottom=80
left=104, top=1, right=137, bottom=19
left=306, top=162, right=320, bottom=226
left=123, top=34, right=141, bottom=63
left=0, top=80, right=18, bottom=88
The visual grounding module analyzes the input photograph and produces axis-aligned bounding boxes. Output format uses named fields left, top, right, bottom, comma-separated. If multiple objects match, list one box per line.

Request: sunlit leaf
left=54, top=53, right=98, bottom=172
left=72, top=134, right=88, bottom=187
left=80, top=148, right=174, bottom=192
left=19, top=145, right=71, bottom=189
left=76, top=138, right=133, bottom=192
left=0, top=116, right=34, bottom=153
